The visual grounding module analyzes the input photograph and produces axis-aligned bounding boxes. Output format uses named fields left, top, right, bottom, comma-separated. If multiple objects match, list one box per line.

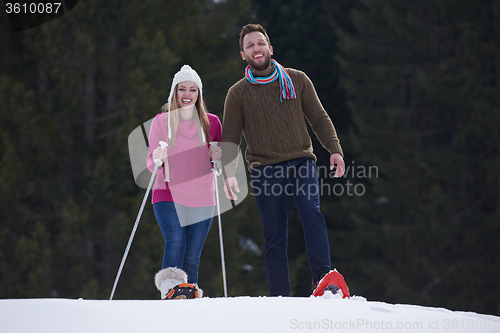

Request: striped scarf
left=245, top=59, right=296, bottom=102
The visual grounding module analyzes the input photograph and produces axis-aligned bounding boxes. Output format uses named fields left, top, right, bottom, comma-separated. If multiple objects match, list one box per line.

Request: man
left=221, top=23, right=347, bottom=297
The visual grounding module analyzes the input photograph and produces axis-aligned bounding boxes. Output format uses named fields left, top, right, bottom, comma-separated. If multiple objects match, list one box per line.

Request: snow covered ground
left=1, top=293, right=499, bottom=333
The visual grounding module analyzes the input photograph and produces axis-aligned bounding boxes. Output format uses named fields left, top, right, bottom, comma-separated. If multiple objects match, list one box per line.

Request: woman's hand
left=209, top=146, right=222, bottom=161
left=153, top=146, right=168, bottom=163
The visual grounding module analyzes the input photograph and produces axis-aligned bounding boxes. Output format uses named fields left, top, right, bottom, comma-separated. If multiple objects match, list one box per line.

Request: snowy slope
left=1, top=293, right=499, bottom=333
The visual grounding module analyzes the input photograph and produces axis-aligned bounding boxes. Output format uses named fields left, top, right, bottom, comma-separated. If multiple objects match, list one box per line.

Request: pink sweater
left=147, top=112, right=222, bottom=206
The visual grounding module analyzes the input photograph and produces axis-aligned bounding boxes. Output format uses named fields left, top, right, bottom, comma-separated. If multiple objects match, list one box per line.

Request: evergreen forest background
left=1, top=0, right=499, bottom=316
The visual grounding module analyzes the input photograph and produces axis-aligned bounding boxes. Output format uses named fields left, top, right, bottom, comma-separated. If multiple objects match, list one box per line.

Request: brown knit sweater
left=222, top=66, right=343, bottom=173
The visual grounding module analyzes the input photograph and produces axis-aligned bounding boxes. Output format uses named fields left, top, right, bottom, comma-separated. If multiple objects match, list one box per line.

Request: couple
left=147, top=24, right=348, bottom=299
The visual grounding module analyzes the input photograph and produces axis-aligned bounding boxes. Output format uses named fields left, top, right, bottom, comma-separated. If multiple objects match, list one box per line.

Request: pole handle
left=210, top=142, right=222, bottom=176
left=156, top=141, right=169, bottom=181
left=153, top=141, right=168, bottom=167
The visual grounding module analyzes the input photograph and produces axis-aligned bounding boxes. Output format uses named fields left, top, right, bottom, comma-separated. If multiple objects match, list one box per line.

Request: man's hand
left=224, top=176, right=239, bottom=200
left=330, top=153, right=345, bottom=178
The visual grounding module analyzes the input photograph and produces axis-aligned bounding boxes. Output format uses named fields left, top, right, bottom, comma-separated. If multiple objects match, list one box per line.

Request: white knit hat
left=167, top=65, right=204, bottom=141
left=167, top=65, right=203, bottom=107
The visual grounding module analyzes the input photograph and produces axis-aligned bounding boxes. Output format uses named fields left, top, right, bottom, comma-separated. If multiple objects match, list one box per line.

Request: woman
left=147, top=65, right=222, bottom=298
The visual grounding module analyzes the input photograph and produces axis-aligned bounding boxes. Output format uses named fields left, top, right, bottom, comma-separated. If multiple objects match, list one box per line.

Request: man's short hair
left=239, top=23, right=271, bottom=51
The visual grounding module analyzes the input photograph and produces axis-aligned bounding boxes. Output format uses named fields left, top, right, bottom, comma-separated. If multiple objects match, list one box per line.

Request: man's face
left=240, top=31, right=273, bottom=71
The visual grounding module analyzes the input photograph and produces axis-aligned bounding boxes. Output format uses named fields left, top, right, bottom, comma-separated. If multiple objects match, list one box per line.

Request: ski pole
left=210, top=142, right=227, bottom=298
left=109, top=141, right=168, bottom=300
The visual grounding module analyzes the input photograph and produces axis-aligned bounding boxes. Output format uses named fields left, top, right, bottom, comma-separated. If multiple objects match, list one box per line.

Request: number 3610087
left=6, top=2, right=62, bottom=14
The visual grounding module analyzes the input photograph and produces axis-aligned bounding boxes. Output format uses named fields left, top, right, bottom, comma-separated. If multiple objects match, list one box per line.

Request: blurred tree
left=0, top=0, right=255, bottom=300
left=336, top=0, right=500, bottom=315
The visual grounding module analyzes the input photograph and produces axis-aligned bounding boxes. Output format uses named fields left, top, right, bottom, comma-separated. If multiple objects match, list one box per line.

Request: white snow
left=1, top=293, right=499, bottom=333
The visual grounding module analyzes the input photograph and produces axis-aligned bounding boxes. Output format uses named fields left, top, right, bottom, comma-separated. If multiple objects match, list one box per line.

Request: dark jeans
left=153, top=201, right=213, bottom=284
left=251, top=157, right=331, bottom=296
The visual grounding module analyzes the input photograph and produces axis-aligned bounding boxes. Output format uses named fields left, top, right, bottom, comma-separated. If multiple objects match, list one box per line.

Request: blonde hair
left=162, top=85, right=211, bottom=146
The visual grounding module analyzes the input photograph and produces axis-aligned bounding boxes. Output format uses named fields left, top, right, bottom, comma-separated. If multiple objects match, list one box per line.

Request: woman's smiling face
left=177, top=81, right=199, bottom=108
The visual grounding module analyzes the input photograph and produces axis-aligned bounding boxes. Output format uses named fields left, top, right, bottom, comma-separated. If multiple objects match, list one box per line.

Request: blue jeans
left=153, top=201, right=213, bottom=284
left=251, top=157, right=331, bottom=296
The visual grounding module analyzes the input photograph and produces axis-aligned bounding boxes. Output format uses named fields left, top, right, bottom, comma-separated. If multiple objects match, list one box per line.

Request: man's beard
left=246, top=52, right=272, bottom=71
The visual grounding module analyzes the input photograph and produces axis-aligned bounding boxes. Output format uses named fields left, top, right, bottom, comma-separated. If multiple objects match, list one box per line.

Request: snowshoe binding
left=312, top=269, right=350, bottom=299
left=165, top=283, right=199, bottom=299
left=155, top=267, right=203, bottom=300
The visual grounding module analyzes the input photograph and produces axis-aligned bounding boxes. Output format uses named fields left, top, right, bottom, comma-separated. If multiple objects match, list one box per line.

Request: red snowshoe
left=312, top=269, right=350, bottom=299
